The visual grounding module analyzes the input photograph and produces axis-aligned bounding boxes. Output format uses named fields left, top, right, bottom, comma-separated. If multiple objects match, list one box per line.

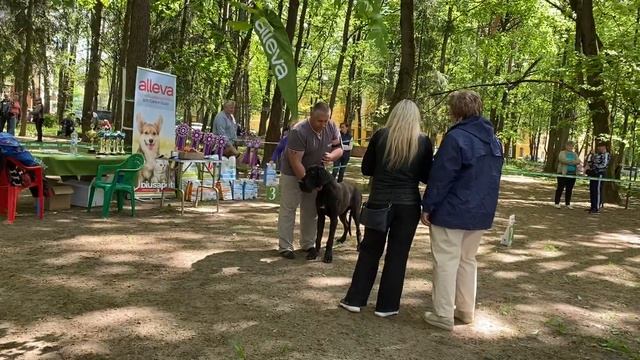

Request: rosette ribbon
left=215, top=135, right=227, bottom=158
left=203, top=132, right=216, bottom=156
left=175, top=124, right=190, bottom=150
left=192, top=129, right=203, bottom=151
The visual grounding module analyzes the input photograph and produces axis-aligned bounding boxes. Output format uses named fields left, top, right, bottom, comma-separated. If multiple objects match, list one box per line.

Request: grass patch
left=545, top=316, right=571, bottom=335
left=543, top=242, right=560, bottom=252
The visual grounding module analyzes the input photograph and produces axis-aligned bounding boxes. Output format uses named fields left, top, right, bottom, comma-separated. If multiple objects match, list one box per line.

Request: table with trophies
left=29, top=130, right=129, bottom=176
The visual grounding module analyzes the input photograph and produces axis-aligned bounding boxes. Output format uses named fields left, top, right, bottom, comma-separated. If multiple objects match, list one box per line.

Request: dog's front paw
left=322, top=251, right=333, bottom=263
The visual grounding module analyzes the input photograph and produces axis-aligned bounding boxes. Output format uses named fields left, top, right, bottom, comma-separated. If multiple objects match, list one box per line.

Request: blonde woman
left=421, top=90, right=503, bottom=330
left=340, top=99, right=433, bottom=317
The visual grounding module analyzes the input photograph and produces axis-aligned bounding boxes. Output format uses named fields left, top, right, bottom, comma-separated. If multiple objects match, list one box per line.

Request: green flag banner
left=254, top=8, right=298, bottom=120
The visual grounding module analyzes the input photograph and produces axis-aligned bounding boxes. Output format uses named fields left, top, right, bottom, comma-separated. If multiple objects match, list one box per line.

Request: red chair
left=0, top=157, right=44, bottom=224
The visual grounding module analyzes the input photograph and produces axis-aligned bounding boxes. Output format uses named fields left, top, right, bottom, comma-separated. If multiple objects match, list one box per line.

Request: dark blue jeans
left=332, top=151, right=351, bottom=183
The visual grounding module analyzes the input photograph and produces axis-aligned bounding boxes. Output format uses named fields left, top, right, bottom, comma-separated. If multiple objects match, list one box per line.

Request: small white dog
left=150, top=156, right=168, bottom=184
left=136, top=113, right=164, bottom=183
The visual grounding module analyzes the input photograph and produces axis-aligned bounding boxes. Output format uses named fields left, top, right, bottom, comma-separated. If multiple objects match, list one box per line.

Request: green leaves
left=229, top=21, right=253, bottom=32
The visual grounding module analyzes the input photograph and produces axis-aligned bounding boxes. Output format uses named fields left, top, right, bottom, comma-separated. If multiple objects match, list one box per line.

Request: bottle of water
left=70, top=129, right=78, bottom=155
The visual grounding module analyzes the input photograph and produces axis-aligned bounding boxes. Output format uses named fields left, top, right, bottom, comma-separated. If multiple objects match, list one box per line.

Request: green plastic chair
left=87, top=153, right=145, bottom=218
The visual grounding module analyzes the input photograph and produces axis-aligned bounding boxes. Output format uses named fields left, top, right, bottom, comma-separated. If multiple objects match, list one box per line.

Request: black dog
left=300, top=165, right=362, bottom=263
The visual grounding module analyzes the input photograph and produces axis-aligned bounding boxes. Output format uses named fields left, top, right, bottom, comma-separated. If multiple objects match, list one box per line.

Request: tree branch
left=430, top=79, right=584, bottom=98
left=543, top=0, right=576, bottom=21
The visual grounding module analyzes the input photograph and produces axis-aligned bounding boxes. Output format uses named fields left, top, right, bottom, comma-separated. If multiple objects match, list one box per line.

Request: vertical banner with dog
left=132, top=67, right=177, bottom=192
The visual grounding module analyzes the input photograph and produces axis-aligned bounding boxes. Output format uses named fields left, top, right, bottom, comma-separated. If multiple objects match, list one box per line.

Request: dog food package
left=243, top=180, right=258, bottom=200
left=232, top=180, right=244, bottom=200
left=264, top=162, right=278, bottom=186
left=220, top=156, right=237, bottom=182
left=219, top=181, right=234, bottom=200
left=199, top=187, right=219, bottom=201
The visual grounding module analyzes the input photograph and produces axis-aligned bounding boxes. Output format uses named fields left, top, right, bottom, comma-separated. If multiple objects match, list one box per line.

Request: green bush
left=43, top=114, right=57, bottom=128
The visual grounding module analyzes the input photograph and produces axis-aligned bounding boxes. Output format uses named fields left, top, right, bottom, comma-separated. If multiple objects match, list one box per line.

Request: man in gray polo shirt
left=278, top=102, right=343, bottom=259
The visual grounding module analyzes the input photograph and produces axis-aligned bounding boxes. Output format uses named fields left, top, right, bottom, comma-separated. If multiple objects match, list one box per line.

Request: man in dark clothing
left=0, top=94, right=11, bottom=133
left=585, top=142, right=610, bottom=214
left=421, top=90, right=503, bottom=331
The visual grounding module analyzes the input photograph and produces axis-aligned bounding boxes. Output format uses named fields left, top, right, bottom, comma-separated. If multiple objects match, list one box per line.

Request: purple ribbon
left=203, top=132, right=215, bottom=156
left=176, top=124, right=190, bottom=150
left=192, top=129, right=203, bottom=151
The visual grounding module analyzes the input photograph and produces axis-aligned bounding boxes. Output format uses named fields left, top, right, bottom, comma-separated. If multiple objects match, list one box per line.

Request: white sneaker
left=554, top=204, right=561, bottom=209
left=339, top=301, right=361, bottom=313
left=374, top=310, right=399, bottom=318
left=566, top=205, right=574, bottom=210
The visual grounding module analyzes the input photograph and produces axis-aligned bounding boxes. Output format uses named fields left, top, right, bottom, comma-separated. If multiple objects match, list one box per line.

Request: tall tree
left=81, top=0, right=104, bottom=136
left=264, top=0, right=299, bottom=162
left=390, top=0, right=415, bottom=107
left=18, top=0, right=35, bottom=136
left=123, top=0, right=150, bottom=138
left=328, top=0, right=354, bottom=111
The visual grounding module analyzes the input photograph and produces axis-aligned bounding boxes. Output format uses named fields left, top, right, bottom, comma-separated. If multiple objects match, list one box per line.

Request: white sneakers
left=374, top=311, right=399, bottom=318
left=554, top=203, right=574, bottom=209
left=339, top=301, right=361, bottom=313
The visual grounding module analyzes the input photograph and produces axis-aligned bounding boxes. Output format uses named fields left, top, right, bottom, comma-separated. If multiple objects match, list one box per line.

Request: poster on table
left=132, top=67, right=177, bottom=192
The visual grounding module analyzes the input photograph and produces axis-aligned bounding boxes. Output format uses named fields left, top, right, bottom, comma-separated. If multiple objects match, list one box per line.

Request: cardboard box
left=63, top=179, right=104, bottom=207
left=45, top=184, right=74, bottom=210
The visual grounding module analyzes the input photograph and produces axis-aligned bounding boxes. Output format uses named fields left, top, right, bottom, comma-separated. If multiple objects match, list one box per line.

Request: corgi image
left=136, top=113, right=164, bottom=183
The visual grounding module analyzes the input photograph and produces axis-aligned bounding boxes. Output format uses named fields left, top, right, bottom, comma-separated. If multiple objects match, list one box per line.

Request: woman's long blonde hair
left=384, top=99, right=422, bottom=170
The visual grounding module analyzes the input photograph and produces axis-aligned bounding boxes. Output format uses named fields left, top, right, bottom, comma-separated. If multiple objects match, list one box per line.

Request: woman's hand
left=421, top=212, right=431, bottom=226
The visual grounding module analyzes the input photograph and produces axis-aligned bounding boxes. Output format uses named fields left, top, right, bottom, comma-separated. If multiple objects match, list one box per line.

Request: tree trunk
left=439, top=6, right=453, bottom=74
left=18, top=0, right=35, bottom=136
left=571, top=0, right=617, bottom=202
left=56, top=35, right=68, bottom=123
left=294, top=0, right=309, bottom=67
left=40, top=35, right=51, bottom=114
left=258, top=76, right=272, bottom=136
left=114, top=0, right=133, bottom=131
left=390, top=0, right=416, bottom=107
left=123, top=0, right=150, bottom=139
left=328, top=0, right=354, bottom=111
left=264, top=0, right=299, bottom=162
left=81, top=0, right=104, bottom=136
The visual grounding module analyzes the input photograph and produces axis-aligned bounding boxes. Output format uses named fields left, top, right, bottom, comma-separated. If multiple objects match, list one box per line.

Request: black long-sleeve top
left=362, top=128, right=433, bottom=205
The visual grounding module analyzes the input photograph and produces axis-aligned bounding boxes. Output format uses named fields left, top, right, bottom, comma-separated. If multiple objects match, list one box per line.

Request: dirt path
left=1, top=176, right=639, bottom=359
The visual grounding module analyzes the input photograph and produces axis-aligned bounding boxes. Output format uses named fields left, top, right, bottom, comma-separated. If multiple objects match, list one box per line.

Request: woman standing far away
left=421, top=90, right=503, bottom=331
left=8, top=93, right=21, bottom=136
left=339, top=99, right=433, bottom=318
left=554, top=141, right=580, bottom=209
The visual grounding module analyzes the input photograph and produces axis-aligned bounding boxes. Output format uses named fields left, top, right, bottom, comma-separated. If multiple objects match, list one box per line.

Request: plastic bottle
left=70, top=129, right=79, bottom=155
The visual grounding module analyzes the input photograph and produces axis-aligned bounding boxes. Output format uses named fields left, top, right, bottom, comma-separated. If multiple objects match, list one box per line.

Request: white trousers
left=430, top=225, right=484, bottom=319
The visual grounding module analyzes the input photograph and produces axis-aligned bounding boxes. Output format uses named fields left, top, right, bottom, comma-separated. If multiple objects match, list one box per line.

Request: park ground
left=1, top=175, right=639, bottom=359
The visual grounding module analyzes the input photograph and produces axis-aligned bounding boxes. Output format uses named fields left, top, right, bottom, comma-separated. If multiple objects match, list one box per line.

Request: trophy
left=118, top=132, right=126, bottom=154
left=108, top=131, right=116, bottom=154
left=87, top=130, right=98, bottom=153
left=97, top=130, right=107, bottom=154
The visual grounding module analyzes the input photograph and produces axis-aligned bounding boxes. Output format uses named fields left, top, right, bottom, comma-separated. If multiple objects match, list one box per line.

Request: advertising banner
left=132, top=67, right=176, bottom=192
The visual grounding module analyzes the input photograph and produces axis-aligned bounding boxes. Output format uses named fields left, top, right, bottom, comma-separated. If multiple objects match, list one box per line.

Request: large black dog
left=300, top=165, right=362, bottom=263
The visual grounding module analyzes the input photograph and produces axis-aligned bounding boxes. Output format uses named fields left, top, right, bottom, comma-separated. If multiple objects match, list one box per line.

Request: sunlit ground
left=1, top=175, right=639, bottom=359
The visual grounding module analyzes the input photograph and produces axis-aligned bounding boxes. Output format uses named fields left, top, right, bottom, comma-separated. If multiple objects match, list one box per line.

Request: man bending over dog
left=278, top=102, right=343, bottom=259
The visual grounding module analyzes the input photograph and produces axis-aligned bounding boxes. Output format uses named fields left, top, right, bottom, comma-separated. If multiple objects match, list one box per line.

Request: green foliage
left=43, top=114, right=57, bottom=128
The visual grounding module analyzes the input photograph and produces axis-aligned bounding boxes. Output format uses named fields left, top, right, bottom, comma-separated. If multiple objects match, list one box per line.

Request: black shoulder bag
left=360, top=199, right=392, bottom=233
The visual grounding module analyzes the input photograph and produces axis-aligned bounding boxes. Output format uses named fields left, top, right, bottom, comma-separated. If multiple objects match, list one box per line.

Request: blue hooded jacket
left=422, top=116, right=503, bottom=230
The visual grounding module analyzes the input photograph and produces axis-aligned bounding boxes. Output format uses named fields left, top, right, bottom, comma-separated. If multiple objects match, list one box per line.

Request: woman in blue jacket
left=421, top=90, right=503, bottom=330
